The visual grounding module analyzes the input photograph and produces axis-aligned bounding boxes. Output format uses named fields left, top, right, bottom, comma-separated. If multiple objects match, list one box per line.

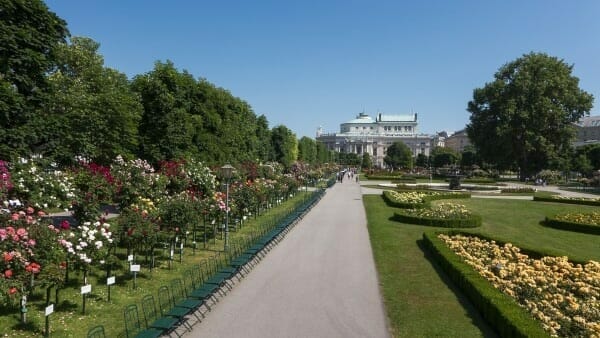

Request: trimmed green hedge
left=422, top=231, right=550, bottom=338
left=393, top=212, right=481, bottom=228
left=500, top=187, right=535, bottom=193
left=382, top=190, right=472, bottom=209
left=542, top=217, right=600, bottom=236
left=365, top=174, right=403, bottom=180
left=533, top=196, right=600, bottom=206
left=382, top=190, right=429, bottom=209
left=462, top=178, right=497, bottom=184
left=391, top=177, right=417, bottom=184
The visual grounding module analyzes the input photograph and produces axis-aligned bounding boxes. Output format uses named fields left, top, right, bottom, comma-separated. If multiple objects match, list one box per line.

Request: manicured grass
left=364, top=195, right=496, bottom=338
left=364, top=195, right=600, bottom=337
left=0, top=193, right=310, bottom=338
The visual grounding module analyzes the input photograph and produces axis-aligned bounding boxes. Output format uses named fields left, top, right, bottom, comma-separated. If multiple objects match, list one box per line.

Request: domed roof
left=344, top=113, right=374, bottom=124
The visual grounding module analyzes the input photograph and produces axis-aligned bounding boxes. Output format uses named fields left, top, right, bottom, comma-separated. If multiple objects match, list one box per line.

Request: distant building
left=444, top=129, right=471, bottom=153
left=316, top=112, right=435, bottom=168
left=574, top=115, right=600, bottom=147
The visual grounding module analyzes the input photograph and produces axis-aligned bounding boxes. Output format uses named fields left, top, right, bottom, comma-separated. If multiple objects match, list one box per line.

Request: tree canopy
left=384, top=142, right=412, bottom=169
left=466, top=52, right=594, bottom=179
left=0, top=0, right=68, bottom=159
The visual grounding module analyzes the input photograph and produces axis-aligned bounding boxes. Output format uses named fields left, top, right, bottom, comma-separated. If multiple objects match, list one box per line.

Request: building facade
left=444, top=129, right=471, bottom=153
left=575, top=115, right=600, bottom=147
left=316, top=112, right=434, bottom=168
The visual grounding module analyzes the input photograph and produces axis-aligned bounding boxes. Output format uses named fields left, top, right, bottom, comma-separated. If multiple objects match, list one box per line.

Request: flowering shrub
left=60, top=221, right=114, bottom=275
left=554, top=212, right=600, bottom=226
left=438, top=234, right=600, bottom=337
left=8, top=158, right=75, bottom=209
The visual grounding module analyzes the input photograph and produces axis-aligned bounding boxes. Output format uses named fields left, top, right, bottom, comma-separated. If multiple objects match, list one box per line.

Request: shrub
left=501, top=187, right=536, bottom=193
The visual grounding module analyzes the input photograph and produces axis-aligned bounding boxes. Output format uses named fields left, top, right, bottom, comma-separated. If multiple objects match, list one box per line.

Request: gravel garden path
left=186, top=178, right=390, bottom=338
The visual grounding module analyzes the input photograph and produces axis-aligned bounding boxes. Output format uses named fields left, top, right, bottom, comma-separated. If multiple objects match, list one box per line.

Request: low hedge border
left=500, top=187, right=536, bottom=194
left=391, top=178, right=417, bottom=184
left=382, top=190, right=472, bottom=209
left=542, top=217, right=600, bottom=236
left=393, top=212, right=481, bottom=228
left=533, top=196, right=600, bottom=206
left=382, top=190, right=429, bottom=209
left=422, top=231, right=550, bottom=338
left=365, top=175, right=403, bottom=180
left=462, top=178, right=498, bottom=184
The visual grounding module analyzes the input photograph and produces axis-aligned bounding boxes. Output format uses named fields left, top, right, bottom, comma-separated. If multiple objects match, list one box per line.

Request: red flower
left=3, top=252, right=13, bottom=262
left=8, top=287, right=17, bottom=295
left=60, top=220, right=70, bottom=230
left=26, top=263, right=41, bottom=274
left=4, top=269, right=13, bottom=278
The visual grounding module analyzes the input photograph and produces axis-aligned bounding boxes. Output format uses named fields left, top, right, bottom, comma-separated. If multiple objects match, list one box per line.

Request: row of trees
left=0, top=0, right=333, bottom=169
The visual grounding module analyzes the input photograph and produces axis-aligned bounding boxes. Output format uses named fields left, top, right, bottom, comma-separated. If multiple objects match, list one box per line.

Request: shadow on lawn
left=416, top=239, right=499, bottom=338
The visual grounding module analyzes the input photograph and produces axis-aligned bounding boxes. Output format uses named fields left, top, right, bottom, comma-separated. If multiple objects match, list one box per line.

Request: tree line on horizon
left=0, top=0, right=332, bottom=169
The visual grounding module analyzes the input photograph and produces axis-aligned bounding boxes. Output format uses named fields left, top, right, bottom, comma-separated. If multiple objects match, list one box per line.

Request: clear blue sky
left=45, top=0, right=600, bottom=138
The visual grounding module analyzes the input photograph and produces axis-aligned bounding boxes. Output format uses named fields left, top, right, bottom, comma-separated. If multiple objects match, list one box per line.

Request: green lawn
left=363, top=195, right=600, bottom=337
left=0, top=193, right=310, bottom=338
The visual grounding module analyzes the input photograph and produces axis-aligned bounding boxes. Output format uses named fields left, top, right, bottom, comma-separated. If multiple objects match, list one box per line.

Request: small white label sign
left=81, top=284, right=92, bottom=294
left=127, top=255, right=134, bottom=262
left=170, top=249, right=174, bottom=258
left=45, top=304, right=54, bottom=316
left=107, top=276, right=115, bottom=285
left=130, top=264, right=140, bottom=272
left=180, top=243, right=183, bottom=249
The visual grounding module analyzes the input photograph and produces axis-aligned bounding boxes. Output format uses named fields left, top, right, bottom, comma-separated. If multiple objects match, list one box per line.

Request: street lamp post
left=220, top=164, right=234, bottom=251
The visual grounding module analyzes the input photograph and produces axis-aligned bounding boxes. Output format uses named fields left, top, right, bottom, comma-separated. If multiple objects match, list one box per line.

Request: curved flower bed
left=438, top=234, right=600, bottom=337
left=382, top=190, right=471, bottom=209
left=393, top=202, right=481, bottom=228
left=544, top=212, right=600, bottom=235
left=382, top=190, right=434, bottom=208
left=533, top=195, right=600, bottom=207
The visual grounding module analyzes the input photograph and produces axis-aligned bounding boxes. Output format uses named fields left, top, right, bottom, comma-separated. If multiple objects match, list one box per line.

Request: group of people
left=336, top=168, right=360, bottom=183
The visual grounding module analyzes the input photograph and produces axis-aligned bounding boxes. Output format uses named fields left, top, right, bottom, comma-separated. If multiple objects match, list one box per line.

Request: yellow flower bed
left=438, top=234, right=600, bottom=337
left=555, top=212, right=600, bottom=226
left=405, top=202, right=472, bottom=219
left=387, top=190, right=436, bottom=204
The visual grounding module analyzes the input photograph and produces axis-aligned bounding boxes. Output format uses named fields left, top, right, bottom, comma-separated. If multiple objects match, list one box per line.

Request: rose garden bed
left=393, top=202, right=481, bottom=228
left=424, top=232, right=600, bottom=337
left=543, top=212, right=600, bottom=235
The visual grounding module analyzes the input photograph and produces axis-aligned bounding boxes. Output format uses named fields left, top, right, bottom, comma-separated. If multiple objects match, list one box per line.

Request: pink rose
left=16, top=228, right=27, bottom=238
left=10, top=213, right=19, bottom=221
left=4, top=269, right=13, bottom=278
left=26, top=207, right=34, bottom=214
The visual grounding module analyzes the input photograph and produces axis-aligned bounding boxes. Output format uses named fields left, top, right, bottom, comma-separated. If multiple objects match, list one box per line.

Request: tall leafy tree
left=361, top=152, right=372, bottom=170
left=384, top=142, right=412, bottom=169
left=0, top=0, right=68, bottom=160
left=430, top=146, right=459, bottom=168
left=460, top=145, right=479, bottom=168
left=131, top=61, right=199, bottom=164
left=270, top=125, right=297, bottom=168
left=315, top=141, right=330, bottom=164
left=297, top=136, right=317, bottom=164
left=466, top=52, right=594, bottom=179
left=47, top=37, right=142, bottom=164
left=415, top=153, right=428, bottom=168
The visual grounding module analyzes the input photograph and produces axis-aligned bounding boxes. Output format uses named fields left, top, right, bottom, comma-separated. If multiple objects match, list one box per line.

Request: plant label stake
left=169, top=245, right=174, bottom=270
left=81, top=284, right=91, bottom=314
left=179, top=242, right=184, bottom=263
left=20, top=295, right=27, bottom=324
left=44, top=303, right=54, bottom=337
left=130, top=264, right=140, bottom=289
left=106, top=276, right=115, bottom=301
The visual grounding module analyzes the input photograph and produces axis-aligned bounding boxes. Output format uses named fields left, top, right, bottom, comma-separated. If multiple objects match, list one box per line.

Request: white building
left=316, top=112, right=435, bottom=168
left=575, top=115, right=600, bottom=147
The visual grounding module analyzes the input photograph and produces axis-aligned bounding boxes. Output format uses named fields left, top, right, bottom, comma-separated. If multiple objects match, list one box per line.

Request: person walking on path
left=186, top=180, right=389, bottom=338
